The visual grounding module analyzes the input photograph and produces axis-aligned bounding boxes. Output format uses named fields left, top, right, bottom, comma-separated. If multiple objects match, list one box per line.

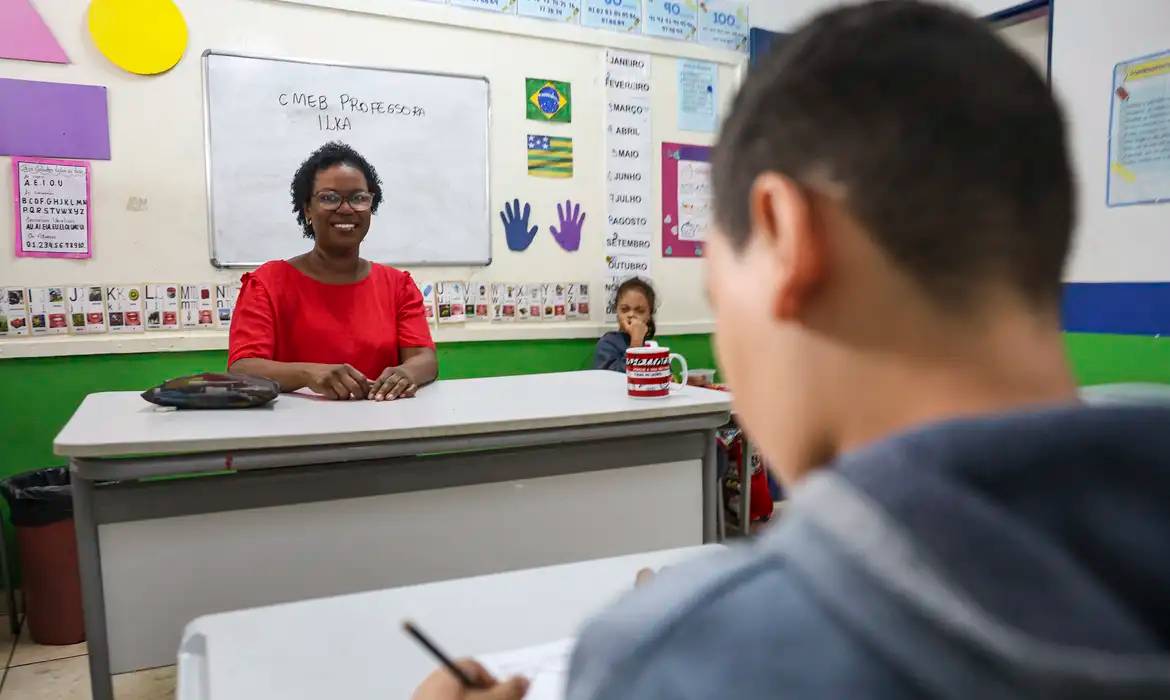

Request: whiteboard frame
left=201, top=49, right=493, bottom=269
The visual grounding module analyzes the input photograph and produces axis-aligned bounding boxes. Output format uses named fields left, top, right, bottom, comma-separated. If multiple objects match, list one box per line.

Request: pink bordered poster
left=12, top=156, right=92, bottom=259
left=661, top=142, right=713, bottom=258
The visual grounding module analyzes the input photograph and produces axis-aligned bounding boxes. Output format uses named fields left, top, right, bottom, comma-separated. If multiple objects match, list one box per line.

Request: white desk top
left=178, top=546, right=717, bottom=700
left=55, top=370, right=730, bottom=458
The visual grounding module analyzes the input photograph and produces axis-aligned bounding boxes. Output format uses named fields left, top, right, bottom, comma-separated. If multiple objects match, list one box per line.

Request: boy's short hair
left=713, top=0, right=1073, bottom=309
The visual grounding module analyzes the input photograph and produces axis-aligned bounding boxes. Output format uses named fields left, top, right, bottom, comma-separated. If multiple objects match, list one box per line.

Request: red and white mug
left=625, top=341, right=689, bottom=399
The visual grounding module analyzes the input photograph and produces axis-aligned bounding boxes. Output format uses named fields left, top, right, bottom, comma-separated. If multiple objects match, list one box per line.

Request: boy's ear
left=748, top=172, right=826, bottom=321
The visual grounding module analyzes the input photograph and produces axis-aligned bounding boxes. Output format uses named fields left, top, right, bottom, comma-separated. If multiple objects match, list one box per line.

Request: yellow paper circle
left=87, top=0, right=188, bottom=75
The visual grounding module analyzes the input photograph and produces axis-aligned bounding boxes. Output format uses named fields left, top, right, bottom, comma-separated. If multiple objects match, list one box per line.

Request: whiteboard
left=202, top=51, right=491, bottom=268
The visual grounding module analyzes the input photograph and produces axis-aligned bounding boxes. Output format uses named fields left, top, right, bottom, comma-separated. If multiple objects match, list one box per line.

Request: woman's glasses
left=314, top=191, right=374, bottom=212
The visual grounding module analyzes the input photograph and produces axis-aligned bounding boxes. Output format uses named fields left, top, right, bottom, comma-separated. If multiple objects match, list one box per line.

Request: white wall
left=748, top=0, right=1039, bottom=31
left=0, top=0, right=743, bottom=358
left=1052, top=0, right=1170, bottom=282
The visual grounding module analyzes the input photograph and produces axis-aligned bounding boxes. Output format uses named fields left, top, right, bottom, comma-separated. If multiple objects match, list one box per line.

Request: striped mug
left=625, top=341, right=689, bottom=399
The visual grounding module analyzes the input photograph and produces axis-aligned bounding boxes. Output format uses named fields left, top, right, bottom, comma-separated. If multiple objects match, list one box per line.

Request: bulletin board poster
left=645, top=0, right=698, bottom=41
left=662, top=142, right=712, bottom=258
left=12, top=157, right=92, bottom=259
left=518, top=0, right=581, bottom=22
left=699, top=0, right=748, bottom=52
left=583, top=0, right=642, bottom=33
left=1108, top=49, right=1170, bottom=207
left=451, top=0, right=517, bottom=13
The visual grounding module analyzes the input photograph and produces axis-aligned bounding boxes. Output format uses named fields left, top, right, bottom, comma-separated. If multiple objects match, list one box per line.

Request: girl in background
left=593, top=277, right=656, bottom=372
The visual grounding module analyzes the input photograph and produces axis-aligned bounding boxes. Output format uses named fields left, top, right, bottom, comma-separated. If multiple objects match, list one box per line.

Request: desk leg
left=72, top=472, right=114, bottom=700
left=741, top=438, right=753, bottom=537
left=702, top=429, right=717, bottom=543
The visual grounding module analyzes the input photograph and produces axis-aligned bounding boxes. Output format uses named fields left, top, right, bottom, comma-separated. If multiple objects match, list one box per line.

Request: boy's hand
left=412, top=660, right=529, bottom=700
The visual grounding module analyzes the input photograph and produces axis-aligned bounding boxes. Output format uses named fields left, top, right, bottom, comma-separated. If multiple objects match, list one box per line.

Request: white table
left=54, top=371, right=730, bottom=700
left=176, top=546, right=718, bottom=700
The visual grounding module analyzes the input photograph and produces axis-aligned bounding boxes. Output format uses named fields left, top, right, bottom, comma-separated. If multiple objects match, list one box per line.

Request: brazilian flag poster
left=526, top=78, right=572, bottom=123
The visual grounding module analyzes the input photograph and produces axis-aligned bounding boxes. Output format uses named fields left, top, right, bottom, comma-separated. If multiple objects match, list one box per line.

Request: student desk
left=176, top=546, right=718, bottom=700
left=54, top=370, right=730, bottom=700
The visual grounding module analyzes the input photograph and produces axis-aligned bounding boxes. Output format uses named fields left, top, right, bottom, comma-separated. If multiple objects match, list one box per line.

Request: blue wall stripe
left=1063, top=283, right=1170, bottom=335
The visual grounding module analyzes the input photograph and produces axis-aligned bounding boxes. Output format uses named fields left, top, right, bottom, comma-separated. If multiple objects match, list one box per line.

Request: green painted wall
left=1, top=332, right=1167, bottom=481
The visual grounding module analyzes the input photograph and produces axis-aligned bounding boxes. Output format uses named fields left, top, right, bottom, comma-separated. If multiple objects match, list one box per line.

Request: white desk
left=177, top=546, right=718, bottom=700
left=54, top=371, right=730, bottom=700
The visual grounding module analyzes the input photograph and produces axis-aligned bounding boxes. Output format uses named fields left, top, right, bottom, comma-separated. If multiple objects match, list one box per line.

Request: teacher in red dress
left=229, top=142, right=438, bottom=401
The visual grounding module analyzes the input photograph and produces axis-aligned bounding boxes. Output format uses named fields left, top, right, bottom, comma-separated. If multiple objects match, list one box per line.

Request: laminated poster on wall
left=676, top=59, right=717, bottom=132
left=105, top=285, right=144, bottom=333
left=436, top=281, right=468, bottom=324
left=661, top=142, right=713, bottom=257
left=467, top=283, right=492, bottom=321
left=415, top=279, right=437, bottom=325
left=68, top=285, right=106, bottom=334
left=492, top=283, right=519, bottom=322
left=567, top=282, right=591, bottom=319
left=12, top=157, right=92, bottom=259
left=521, top=284, right=545, bottom=321
left=1, top=288, right=29, bottom=337
left=518, top=0, right=581, bottom=22
left=605, top=50, right=654, bottom=276
left=2, top=288, right=29, bottom=337
left=144, top=284, right=181, bottom=330
left=1107, top=48, right=1170, bottom=207
left=215, top=282, right=241, bottom=328
left=583, top=0, right=641, bottom=32
left=180, top=284, right=216, bottom=329
left=542, top=283, right=568, bottom=321
left=451, top=0, right=518, bottom=12
left=27, top=287, right=68, bottom=335
left=645, top=0, right=698, bottom=41
left=699, top=0, right=748, bottom=52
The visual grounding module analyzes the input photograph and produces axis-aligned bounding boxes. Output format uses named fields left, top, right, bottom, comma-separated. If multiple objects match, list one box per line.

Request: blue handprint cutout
left=550, top=199, right=585, bottom=252
left=500, top=199, right=538, bottom=252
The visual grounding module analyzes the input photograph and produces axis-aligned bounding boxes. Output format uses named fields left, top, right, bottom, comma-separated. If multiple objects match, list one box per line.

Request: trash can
left=0, top=468, right=84, bottom=645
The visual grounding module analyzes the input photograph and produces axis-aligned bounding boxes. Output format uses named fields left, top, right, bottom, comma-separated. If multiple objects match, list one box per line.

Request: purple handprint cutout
left=550, top=199, right=586, bottom=252
left=501, top=199, right=538, bottom=252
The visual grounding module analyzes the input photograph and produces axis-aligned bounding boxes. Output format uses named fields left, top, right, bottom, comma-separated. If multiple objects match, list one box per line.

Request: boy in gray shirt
left=413, top=2, right=1170, bottom=698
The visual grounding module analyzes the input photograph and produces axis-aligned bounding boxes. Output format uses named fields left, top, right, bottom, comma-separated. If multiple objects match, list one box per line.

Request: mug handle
left=669, top=353, right=689, bottom=392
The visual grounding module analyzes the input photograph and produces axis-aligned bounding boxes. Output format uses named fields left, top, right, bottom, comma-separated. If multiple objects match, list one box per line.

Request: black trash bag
left=0, top=468, right=72, bottom=527
left=141, top=372, right=279, bottom=409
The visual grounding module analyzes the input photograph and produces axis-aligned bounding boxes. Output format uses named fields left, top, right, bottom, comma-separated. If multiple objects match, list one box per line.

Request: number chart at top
left=583, top=0, right=642, bottom=33
left=645, top=0, right=698, bottom=41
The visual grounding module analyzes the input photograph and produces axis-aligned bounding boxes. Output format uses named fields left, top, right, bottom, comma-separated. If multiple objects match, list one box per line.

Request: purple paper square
left=0, top=78, right=110, bottom=160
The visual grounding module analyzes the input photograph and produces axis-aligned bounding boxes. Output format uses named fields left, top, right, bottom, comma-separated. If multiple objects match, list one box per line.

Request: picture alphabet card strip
left=105, top=285, right=144, bottom=333
left=27, top=286, right=68, bottom=335
left=144, top=284, right=181, bottom=331
left=67, top=285, right=106, bottom=334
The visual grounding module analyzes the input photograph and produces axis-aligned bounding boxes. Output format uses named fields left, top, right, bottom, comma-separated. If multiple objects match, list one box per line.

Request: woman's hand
left=370, top=365, right=419, bottom=401
left=412, top=660, right=529, bottom=700
left=301, top=363, right=370, bottom=400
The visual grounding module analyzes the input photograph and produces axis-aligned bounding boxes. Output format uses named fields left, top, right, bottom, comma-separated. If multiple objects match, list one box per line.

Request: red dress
left=228, top=260, right=435, bottom=381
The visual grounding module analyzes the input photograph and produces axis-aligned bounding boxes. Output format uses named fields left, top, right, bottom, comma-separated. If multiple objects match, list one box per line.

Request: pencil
left=402, top=620, right=481, bottom=689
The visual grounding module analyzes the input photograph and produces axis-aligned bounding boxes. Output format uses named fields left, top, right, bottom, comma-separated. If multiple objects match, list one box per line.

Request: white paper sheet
left=479, top=638, right=575, bottom=700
